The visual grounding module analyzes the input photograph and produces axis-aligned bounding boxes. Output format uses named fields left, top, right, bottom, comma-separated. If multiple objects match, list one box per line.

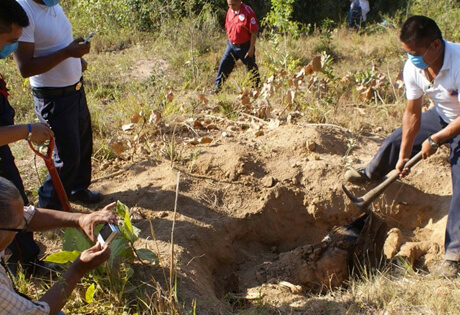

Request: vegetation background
left=1, top=0, right=460, bottom=313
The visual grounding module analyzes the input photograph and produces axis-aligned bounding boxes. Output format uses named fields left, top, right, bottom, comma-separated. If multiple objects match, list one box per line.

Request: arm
left=13, top=38, right=89, bottom=78
left=0, top=123, right=52, bottom=146
left=28, top=202, right=117, bottom=242
left=430, top=103, right=460, bottom=146
left=396, top=98, right=422, bottom=176
left=245, top=31, right=257, bottom=58
left=39, top=243, right=110, bottom=315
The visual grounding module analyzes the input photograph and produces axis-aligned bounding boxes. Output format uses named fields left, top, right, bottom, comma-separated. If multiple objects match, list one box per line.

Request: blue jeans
left=34, top=86, right=93, bottom=210
left=348, top=7, right=362, bottom=29
left=214, top=40, right=260, bottom=91
left=364, top=108, right=460, bottom=260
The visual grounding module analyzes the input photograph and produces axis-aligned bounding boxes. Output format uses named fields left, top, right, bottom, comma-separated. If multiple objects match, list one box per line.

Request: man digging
left=345, top=16, right=460, bottom=277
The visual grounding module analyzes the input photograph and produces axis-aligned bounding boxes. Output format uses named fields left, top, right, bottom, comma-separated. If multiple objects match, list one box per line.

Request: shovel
left=342, top=151, right=423, bottom=213
left=29, top=137, right=72, bottom=212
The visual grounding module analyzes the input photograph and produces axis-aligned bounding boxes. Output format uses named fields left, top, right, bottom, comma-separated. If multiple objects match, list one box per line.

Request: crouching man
left=0, top=177, right=117, bottom=315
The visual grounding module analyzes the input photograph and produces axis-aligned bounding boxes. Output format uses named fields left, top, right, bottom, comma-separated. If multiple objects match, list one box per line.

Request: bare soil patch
left=67, top=122, right=451, bottom=313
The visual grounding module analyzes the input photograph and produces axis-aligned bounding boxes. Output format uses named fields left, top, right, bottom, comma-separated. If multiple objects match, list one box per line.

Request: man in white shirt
left=345, top=16, right=460, bottom=277
left=0, top=177, right=116, bottom=315
left=14, top=0, right=101, bottom=210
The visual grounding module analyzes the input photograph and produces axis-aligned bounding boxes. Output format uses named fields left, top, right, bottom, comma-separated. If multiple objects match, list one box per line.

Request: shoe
left=70, top=189, right=102, bottom=204
left=209, top=88, right=219, bottom=95
left=433, top=260, right=460, bottom=278
left=344, top=167, right=370, bottom=184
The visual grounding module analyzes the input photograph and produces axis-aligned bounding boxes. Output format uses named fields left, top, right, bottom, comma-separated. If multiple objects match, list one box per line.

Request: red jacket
left=225, top=3, right=259, bottom=44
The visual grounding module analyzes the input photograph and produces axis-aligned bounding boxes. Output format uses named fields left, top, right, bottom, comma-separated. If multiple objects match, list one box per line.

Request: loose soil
left=20, top=120, right=450, bottom=314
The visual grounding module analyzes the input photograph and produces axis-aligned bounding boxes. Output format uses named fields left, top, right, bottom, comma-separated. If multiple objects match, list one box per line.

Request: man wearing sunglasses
left=344, top=16, right=460, bottom=277
left=0, top=177, right=117, bottom=315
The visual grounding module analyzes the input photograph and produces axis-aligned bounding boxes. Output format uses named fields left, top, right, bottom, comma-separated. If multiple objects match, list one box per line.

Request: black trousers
left=0, top=93, right=40, bottom=274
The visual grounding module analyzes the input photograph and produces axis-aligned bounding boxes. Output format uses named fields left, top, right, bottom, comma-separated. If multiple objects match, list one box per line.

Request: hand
left=245, top=47, right=255, bottom=59
left=421, top=139, right=437, bottom=159
left=396, top=157, right=410, bottom=178
left=81, top=58, right=88, bottom=72
left=78, top=202, right=117, bottom=242
left=30, top=123, right=53, bottom=144
left=64, top=38, right=91, bottom=58
left=73, top=242, right=111, bottom=276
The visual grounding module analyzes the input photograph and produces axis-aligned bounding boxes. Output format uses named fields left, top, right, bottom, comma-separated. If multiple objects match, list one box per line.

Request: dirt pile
left=85, top=123, right=452, bottom=313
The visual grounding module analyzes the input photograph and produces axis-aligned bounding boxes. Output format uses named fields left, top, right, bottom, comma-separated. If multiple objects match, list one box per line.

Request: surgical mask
left=407, top=53, right=429, bottom=70
left=406, top=43, right=433, bottom=70
left=0, top=42, right=18, bottom=59
left=43, top=0, right=60, bottom=7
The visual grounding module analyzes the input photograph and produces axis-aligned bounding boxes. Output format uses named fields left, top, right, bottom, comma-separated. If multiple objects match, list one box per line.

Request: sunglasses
left=0, top=217, right=27, bottom=233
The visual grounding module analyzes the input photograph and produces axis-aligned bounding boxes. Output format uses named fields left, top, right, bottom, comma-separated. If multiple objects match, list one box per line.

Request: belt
left=32, top=79, right=83, bottom=98
left=231, top=41, right=250, bottom=48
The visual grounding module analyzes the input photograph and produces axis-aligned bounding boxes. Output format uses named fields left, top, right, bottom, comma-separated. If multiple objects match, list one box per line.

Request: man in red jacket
left=211, top=0, right=260, bottom=94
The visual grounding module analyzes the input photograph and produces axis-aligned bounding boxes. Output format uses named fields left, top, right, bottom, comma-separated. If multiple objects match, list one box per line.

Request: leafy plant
left=46, top=201, right=157, bottom=266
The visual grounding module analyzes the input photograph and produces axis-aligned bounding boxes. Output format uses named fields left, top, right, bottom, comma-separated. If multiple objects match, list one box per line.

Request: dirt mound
left=89, top=124, right=451, bottom=313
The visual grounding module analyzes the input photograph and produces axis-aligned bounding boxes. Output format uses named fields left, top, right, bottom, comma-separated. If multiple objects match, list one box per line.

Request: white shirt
left=17, top=0, right=82, bottom=88
left=403, top=41, right=460, bottom=123
left=359, top=0, right=370, bottom=21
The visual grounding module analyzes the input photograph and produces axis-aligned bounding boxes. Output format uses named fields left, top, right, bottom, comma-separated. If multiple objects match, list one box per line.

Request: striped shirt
left=0, top=205, right=50, bottom=314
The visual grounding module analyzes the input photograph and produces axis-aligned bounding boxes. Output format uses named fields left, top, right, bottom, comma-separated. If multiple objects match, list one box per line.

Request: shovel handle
left=29, top=138, right=72, bottom=212
left=28, top=137, right=54, bottom=161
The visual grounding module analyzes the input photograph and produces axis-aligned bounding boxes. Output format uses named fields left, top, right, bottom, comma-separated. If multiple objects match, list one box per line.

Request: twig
left=172, top=166, right=247, bottom=185
left=169, top=171, right=180, bottom=292
left=91, top=164, right=133, bottom=183
left=183, top=122, right=200, bottom=137
left=239, top=112, right=268, bottom=124
left=301, top=123, right=349, bottom=133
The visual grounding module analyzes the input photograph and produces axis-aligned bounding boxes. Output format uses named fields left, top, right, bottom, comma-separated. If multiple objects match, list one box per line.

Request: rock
left=397, top=241, right=431, bottom=267
left=383, top=228, right=403, bottom=260
left=261, top=176, right=276, bottom=188
left=306, top=140, right=316, bottom=152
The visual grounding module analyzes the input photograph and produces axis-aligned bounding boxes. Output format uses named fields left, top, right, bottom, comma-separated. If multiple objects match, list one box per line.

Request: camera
left=97, top=222, right=120, bottom=246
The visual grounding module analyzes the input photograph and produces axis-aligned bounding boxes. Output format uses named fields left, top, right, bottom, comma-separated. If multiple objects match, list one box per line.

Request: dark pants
left=348, top=7, right=362, bottom=30
left=34, top=86, right=93, bottom=210
left=364, top=108, right=460, bottom=260
left=0, top=93, right=40, bottom=273
left=214, top=40, right=260, bottom=91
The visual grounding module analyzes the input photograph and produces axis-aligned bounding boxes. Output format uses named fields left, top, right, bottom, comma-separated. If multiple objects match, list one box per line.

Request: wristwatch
left=428, top=136, right=439, bottom=149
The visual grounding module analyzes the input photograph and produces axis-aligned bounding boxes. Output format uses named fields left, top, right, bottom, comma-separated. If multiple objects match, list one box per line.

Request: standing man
left=0, top=0, right=55, bottom=276
left=344, top=16, right=460, bottom=277
left=210, top=0, right=260, bottom=94
left=14, top=0, right=102, bottom=210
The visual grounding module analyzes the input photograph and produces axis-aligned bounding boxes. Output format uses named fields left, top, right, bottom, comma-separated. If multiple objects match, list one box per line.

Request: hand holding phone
left=83, top=31, right=97, bottom=44
left=97, top=222, right=120, bottom=246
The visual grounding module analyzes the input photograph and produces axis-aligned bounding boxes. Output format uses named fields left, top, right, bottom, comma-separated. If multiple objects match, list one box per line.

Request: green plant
left=261, top=0, right=305, bottom=73
left=44, top=201, right=158, bottom=310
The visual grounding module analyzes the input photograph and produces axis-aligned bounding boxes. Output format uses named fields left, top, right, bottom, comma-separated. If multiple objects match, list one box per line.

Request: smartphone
left=83, top=31, right=97, bottom=44
left=97, top=222, right=120, bottom=246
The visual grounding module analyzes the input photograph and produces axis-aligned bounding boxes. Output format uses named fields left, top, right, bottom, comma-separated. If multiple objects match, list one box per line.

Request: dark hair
left=0, top=177, right=22, bottom=229
left=400, top=15, right=443, bottom=48
left=0, top=0, right=30, bottom=34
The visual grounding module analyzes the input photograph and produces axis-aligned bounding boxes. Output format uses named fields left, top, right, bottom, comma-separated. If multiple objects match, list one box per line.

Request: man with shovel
left=344, top=15, right=460, bottom=277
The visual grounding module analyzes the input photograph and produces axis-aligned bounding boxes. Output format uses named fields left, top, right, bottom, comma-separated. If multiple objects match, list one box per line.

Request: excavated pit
left=89, top=125, right=452, bottom=313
